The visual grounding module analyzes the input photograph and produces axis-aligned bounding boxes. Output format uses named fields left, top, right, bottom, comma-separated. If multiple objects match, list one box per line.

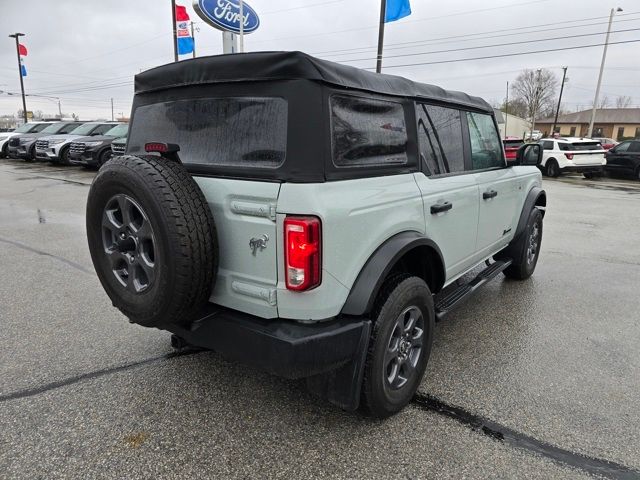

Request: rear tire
left=546, top=159, right=560, bottom=178
left=86, top=155, right=218, bottom=328
left=361, top=275, right=434, bottom=419
left=502, top=208, right=543, bottom=280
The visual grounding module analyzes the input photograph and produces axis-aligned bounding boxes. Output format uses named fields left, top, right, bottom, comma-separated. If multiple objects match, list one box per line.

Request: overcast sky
left=1, top=0, right=639, bottom=120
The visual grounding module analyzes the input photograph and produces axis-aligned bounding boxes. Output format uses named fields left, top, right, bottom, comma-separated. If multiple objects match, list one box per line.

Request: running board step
left=435, top=259, right=512, bottom=321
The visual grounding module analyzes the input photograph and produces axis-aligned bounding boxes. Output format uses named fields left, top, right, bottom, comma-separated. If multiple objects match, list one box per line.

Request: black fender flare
left=341, top=231, right=445, bottom=317
left=513, top=187, right=546, bottom=240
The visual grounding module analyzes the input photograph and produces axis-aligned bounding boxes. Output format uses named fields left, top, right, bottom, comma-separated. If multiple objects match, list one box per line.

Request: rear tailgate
left=564, top=142, right=606, bottom=165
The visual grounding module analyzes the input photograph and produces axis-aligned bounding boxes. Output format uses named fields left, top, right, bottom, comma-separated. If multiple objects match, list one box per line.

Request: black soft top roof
left=134, top=51, right=492, bottom=113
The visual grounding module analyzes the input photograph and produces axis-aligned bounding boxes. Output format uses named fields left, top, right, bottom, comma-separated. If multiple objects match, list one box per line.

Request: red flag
left=18, top=43, right=28, bottom=56
left=175, top=5, right=190, bottom=21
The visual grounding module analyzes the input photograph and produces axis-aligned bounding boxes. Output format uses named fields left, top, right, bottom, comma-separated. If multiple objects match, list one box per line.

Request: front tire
left=361, top=275, right=434, bottom=419
left=58, top=146, right=71, bottom=165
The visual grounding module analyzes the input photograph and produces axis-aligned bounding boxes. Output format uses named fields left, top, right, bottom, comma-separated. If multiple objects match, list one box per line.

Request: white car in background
left=527, top=130, right=543, bottom=141
left=539, top=137, right=606, bottom=178
left=0, top=122, right=53, bottom=158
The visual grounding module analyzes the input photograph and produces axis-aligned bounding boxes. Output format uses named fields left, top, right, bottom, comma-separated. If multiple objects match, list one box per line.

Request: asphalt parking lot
left=1, top=159, right=639, bottom=479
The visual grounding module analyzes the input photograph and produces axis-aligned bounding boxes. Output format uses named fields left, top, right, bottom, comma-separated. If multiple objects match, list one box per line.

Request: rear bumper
left=168, top=305, right=371, bottom=410
left=560, top=165, right=604, bottom=173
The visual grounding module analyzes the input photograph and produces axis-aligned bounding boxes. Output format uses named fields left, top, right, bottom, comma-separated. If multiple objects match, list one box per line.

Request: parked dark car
left=604, top=140, right=640, bottom=180
left=503, top=137, right=524, bottom=162
left=68, top=123, right=128, bottom=168
left=8, top=121, right=82, bottom=161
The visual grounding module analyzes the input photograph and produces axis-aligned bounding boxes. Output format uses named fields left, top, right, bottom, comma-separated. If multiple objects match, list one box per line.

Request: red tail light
left=564, top=153, right=574, bottom=160
left=284, top=216, right=321, bottom=291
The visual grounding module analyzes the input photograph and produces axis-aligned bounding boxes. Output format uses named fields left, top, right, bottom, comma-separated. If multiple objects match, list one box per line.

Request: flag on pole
left=18, top=43, right=28, bottom=76
left=175, top=5, right=194, bottom=55
left=385, top=0, right=411, bottom=23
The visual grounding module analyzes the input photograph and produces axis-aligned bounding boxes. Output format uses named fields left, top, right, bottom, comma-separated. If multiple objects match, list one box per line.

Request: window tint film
left=543, top=140, right=554, bottom=150
left=615, top=142, right=630, bottom=153
left=466, top=112, right=504, bottom=170
left=330, top=95, right=407, bottom=167
left=417, top=104, right=464, bottom=174
left=128, top=97, right=287, bottom=168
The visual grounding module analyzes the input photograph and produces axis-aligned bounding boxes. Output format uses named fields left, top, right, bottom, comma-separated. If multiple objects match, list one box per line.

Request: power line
left=314, top=15, right=640, bottom=58
left=364, top=38, right=640, bottom=70
left=332, top=27, right=640, bottom=64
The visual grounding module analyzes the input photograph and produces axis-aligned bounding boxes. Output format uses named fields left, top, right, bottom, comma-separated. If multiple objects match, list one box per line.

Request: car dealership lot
left=0, top=160, right=639, bottom=479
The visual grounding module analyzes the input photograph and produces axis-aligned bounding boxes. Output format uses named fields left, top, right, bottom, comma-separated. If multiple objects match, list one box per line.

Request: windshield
left=104, top=124, right=128, bottom=137
left=558, top=142, right=603, bottom=151
left=41, top=122, right=69, bottom=134
left=69, top=123, right=99, bottom=136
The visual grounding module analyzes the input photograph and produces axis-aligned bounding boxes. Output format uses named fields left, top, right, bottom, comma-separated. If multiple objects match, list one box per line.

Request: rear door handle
left=430, top=201, right=453, bottom=214
left=483, top=190, right=498, bottom=200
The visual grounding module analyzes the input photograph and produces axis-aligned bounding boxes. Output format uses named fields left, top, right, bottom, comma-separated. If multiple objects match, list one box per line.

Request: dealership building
left=536, top=108, right=640, bottom=140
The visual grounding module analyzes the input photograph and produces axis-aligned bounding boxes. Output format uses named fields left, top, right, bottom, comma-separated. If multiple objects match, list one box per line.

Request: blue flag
left=385, top=0, right=411, bottom=22
left=177, top=36, right=194, bottom=55
left=20, top=65, right=27, bottom=77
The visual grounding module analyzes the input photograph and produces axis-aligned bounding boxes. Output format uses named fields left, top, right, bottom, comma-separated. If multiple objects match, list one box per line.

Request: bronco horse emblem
left=249, top=234, right=269, bottom=255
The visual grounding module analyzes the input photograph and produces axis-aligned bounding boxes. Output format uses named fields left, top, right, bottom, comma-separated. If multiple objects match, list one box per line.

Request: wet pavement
left=1, top=159, right=639, bottom=479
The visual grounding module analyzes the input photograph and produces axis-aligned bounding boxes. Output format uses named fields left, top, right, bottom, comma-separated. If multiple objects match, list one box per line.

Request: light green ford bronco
left=86, top=51, right=546, bottom=418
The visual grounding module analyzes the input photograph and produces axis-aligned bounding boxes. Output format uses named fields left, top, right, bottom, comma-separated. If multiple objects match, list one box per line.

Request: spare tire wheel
left=86, top=155, right=218, bottom=328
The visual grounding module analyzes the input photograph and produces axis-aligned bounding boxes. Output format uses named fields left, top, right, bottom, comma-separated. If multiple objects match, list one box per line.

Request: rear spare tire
left=86, top=155, right=218, bottom=328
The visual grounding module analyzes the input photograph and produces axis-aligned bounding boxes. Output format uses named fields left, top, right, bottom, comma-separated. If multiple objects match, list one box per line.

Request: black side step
left=435, top=259, right=512, bottom=321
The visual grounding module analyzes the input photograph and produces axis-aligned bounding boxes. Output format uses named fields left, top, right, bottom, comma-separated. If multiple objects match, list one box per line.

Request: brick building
left=536, top=108, right=640, bottom=140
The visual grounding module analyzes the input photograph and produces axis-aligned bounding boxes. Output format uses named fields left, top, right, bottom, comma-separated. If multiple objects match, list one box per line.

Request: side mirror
left=515, top=143, right=541, bottom=166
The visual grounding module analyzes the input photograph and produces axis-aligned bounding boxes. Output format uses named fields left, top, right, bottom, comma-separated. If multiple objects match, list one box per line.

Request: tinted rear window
left=503, top=140, right=523, bottom=147
left=558, top=142, right=603, bottom=151
left=330, top=94, right=407, bottom=167
left=128, top=97, right=287, bottom=168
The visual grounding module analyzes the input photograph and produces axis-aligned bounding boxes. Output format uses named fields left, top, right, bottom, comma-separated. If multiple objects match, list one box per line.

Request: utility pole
left=552, top=67, right=568, bottom=136
left=190, top=21, right=197, bottom=58
left=588, top=7, right=622, bottom=138
left=111, top=98, right=114, bottom=121
left=375, top=0, right=387, bottom=73
left=9, top=33, right=27, bottom=123
left=239, top=0, right=244, bottom=53
left=171, top=0, right=178, bottom=62
left=58, top=99, right=62, bottom=118
left=505, top=81, right=509, bottom=137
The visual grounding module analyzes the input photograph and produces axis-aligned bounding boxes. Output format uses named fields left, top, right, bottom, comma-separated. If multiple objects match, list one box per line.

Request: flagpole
left=9, top=33, right=27, bottom=123
left=171, top=0, right=178, bottom=62
left=239, top=0, right=244, bottom=53
left=190, top=21, right=196, bottom=58
left=376, top=0, right=386, bottom=73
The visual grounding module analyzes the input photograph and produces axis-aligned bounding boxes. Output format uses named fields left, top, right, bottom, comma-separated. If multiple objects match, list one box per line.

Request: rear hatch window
left=127, top=97, right=287, bottom=168
left=503, top=140, right=523, bottom=148
left=558, top=142, right=603, bottom=151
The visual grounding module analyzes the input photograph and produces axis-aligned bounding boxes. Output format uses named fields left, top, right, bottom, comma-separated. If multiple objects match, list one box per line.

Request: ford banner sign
left=193, top=0, right=260, bottom=34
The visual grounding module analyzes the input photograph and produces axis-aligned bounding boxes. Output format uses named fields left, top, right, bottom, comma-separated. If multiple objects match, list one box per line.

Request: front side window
left=613, top=141, right=630, bottom=153
left=331, top=95, right=407, bottom=167
left=58, top=123, right=82, bottom=134
left=128, top=97, right=287, bottom=168
left=417, top=104, right=464, bottom=174
left=70, top=123, right=100, bottom=136
left=92, top=124, right=116, bottom=135
left=466, top=112, right=504, bottom=170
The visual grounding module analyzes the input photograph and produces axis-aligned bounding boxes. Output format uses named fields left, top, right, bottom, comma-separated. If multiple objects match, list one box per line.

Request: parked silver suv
left=86, top=52, right=546, bottom=418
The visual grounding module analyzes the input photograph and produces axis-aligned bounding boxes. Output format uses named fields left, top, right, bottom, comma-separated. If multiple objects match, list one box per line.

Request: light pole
left=8, top=33, right=27, bottom=123
left=552, top=67, right=568, bottom=136
left=587, top=7, right=622, bottom=138
left=530, top=69, right=542, bottom=139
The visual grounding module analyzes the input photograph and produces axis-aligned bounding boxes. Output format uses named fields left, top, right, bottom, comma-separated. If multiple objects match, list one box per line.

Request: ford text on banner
left=176, top=5, right=194, bottom=55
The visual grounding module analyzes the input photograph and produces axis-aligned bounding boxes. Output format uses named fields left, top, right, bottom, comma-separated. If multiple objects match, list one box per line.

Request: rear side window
left=128, top=97, right=287, bottom=168
left=417, top=104, right=464, bottom=174
left=561, top=142, right=603, bottom=151
left=542, top=141, right=554, bottom=150
left=58, top=123, right=82, bottom=134
left=629, top=141, right=640, bottom=152
left=330, top=95, right=407, bottom=167
left=466, top=112, right=504, bottom=170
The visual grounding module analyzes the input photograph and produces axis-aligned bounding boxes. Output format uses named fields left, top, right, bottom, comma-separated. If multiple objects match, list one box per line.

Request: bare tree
left=511, top=69, right=558, bottom=123
left=616, top=95, right=632, bottom=108
left=500, top=98, right=528, bottom=119
left=597, top=95, right=610, bottom=109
